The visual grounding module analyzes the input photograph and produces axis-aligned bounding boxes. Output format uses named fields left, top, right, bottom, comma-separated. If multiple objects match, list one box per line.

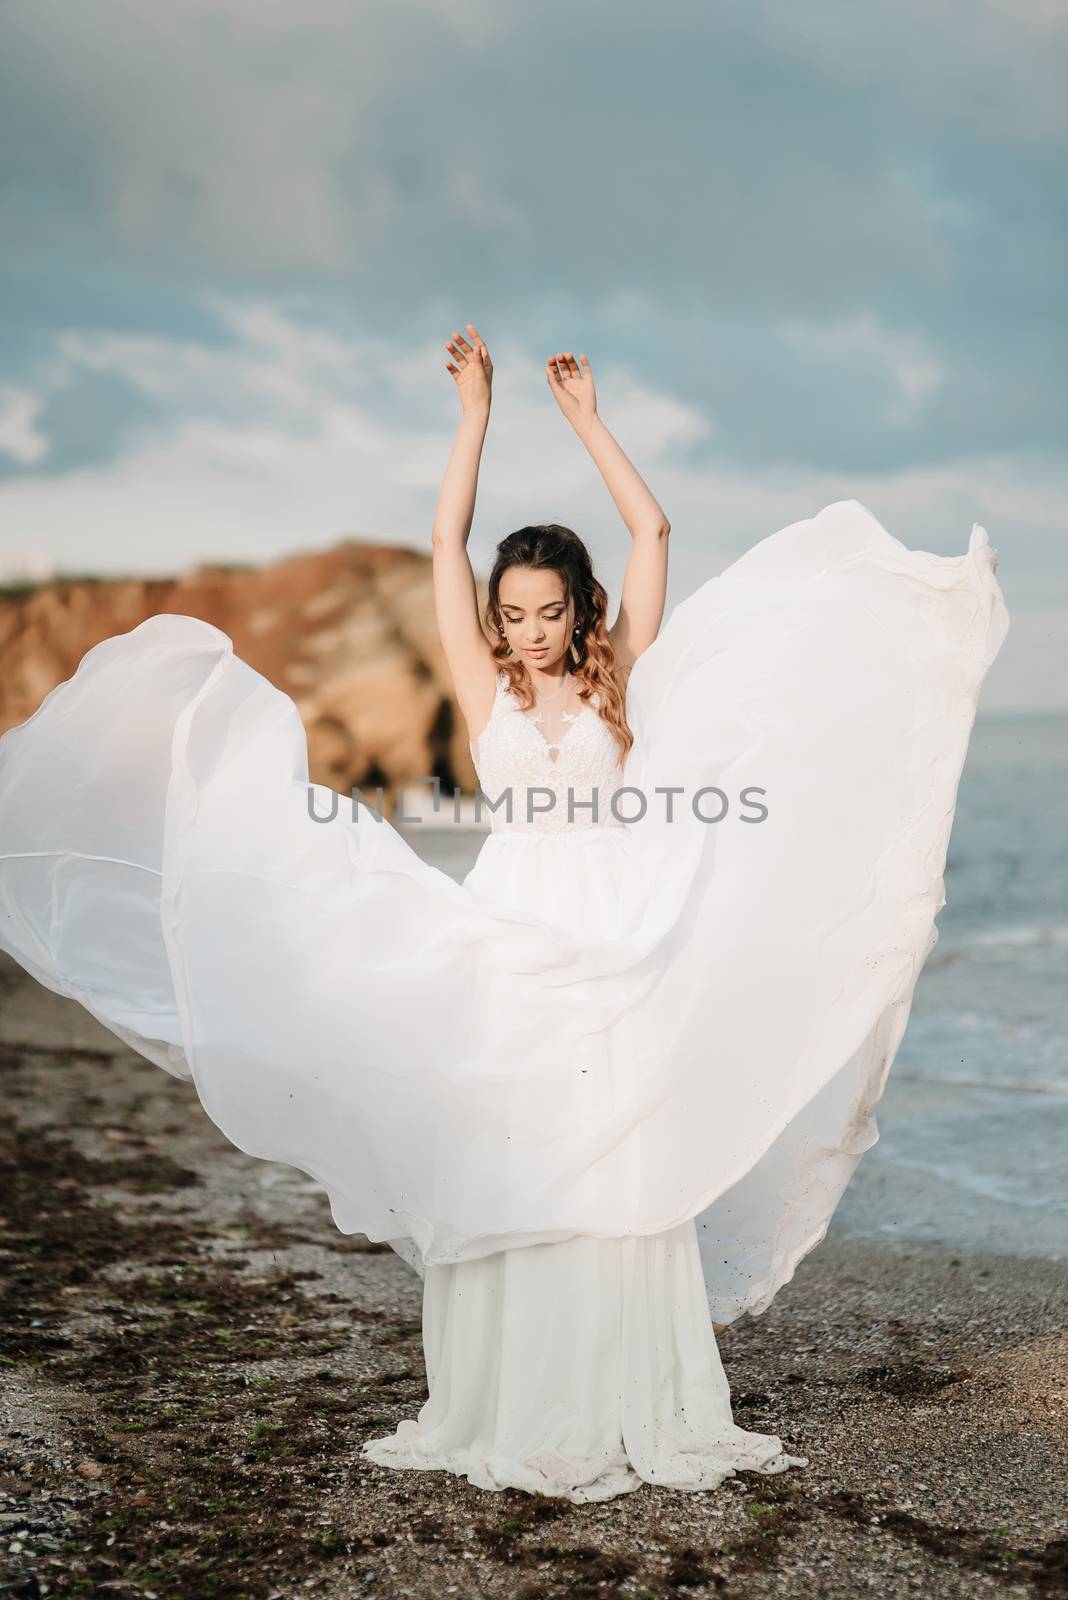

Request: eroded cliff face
left=0, top=541, right=489, bottom=817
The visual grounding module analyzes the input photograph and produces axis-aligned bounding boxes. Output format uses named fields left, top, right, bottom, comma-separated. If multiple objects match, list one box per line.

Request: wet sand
left=1, top=950, right=1066, bottom=1599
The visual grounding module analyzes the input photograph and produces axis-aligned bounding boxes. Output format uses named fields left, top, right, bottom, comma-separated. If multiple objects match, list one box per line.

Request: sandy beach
left=1, top=949, right=1065, bottom=1600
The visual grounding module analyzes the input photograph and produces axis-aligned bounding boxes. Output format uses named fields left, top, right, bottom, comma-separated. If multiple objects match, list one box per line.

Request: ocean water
left=826, top=709, right=1068, bottom=1260
left=405, top=710, right=1068, bottom=1262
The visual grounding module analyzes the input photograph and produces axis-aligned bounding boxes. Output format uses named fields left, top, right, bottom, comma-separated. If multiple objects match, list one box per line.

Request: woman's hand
left=546, top=350, right=597, bottom=429
left=445, top=323, right=493, bottom=415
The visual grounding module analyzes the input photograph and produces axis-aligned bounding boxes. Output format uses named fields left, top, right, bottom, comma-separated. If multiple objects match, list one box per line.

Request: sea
left=402, top=710, right=1068, bottom=1263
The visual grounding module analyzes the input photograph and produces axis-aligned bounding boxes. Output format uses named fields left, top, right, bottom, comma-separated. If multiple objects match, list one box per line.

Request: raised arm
left=546, top=351, right=670, bottom=674
left=432, top=324, right=499, bottom=741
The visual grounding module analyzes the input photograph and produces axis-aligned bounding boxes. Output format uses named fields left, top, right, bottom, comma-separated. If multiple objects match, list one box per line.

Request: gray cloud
left=1, top=0, right=1063, bottom=473
left=0, top=0, right=1062, bottom=710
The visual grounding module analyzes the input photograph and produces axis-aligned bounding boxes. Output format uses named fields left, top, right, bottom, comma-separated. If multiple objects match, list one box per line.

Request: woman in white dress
left=362, top=325, right=808, bottom=1498
left=0, top=325, right=1008, bottom=1504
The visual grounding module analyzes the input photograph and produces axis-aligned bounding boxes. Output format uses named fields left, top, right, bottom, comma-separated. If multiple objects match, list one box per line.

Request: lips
left=526, top=648, right=548, bottom=657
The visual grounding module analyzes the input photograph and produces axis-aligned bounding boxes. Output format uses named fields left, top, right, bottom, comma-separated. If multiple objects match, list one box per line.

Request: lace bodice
left=469, top=670, right=629, bottom=835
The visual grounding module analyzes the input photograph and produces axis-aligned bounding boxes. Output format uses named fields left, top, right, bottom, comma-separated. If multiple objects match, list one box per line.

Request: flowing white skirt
left=0, top=500, right=1009, bottom=1331
left=363, top=826, right=808, bottom=1498
left=364, top=1218, right=807, bottom=1500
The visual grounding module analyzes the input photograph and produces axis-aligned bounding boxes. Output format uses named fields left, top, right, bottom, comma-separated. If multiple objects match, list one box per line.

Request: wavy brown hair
left=484, top=523, right=633, bottom=767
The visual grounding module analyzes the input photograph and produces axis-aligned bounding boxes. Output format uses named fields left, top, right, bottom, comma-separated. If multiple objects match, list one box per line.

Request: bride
left=0, top=324, right=1008, bottom=1504
left=363, top=325, right=809, bottom=1499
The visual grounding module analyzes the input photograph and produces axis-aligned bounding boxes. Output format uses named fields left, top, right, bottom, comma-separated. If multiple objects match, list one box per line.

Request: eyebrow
left=500, top=600, right=566, bottom=613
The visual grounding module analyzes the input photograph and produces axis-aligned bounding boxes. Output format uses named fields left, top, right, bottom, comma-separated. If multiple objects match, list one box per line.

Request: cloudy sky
left=1, top=0, right=1064, bottom=709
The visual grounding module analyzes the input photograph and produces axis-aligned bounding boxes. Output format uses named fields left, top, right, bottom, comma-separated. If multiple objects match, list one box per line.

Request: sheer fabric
left=0, top=497, right=1007, bottom=1500
left=0, top=499, right=1008, bottom=1323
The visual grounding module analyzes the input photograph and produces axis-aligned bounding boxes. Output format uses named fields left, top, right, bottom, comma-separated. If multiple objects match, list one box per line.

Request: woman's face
left=498, top=566, right=574, bottom=669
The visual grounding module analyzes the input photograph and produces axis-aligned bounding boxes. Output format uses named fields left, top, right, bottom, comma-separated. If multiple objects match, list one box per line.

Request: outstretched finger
left=564, top=351, right=580, bottom=378
left=445, top=338, right=469, bottom=367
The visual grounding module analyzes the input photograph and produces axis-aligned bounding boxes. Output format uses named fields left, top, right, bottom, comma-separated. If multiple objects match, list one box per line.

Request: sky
left=0, top=0, right=1065, bottom=711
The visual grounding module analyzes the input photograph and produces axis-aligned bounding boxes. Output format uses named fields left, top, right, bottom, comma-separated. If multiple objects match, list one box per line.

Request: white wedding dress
left=0, top=499, right=1008, bottom=1501
left=363, top=668, right=808, bottom=1497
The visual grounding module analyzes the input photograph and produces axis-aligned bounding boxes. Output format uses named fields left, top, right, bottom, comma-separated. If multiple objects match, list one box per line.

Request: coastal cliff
left=0, top=542, right=488, bottom=817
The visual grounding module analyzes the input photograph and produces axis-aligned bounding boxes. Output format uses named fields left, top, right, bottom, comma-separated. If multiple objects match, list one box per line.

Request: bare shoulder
left=585, top=662, right=631, bottom=715
left=450, top=645, right=502, bottom=744
left=606, top=621, right=634, bottom=674
left=608, top=660, right=634, bottom=698
left=607, top=625, right=657, bottom=684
